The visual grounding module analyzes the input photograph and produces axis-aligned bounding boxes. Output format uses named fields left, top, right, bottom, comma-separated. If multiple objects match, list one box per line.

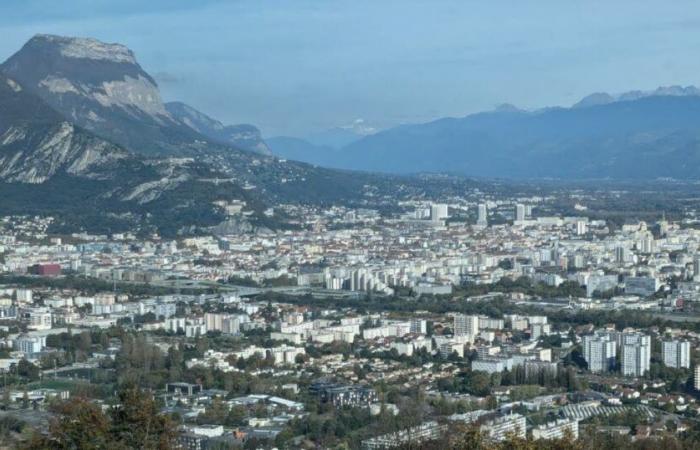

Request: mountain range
left=267, top=126, right=367, bottom=164
left=5, top=33, right=700, bottom=236
left=1, top=34, right=272, bottom=158
left=0, top=67, right=268, bottom=236
left=0, top=35, right=405, bottom=236
left=164, top=101, right=271, bottom=155
left=269, top=85, right=700, bottom=179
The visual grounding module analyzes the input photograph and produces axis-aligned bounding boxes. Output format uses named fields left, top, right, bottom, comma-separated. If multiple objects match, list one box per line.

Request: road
left=650, top=312, right=700, bottom=323
left=41, top=361, right=98, bottom=376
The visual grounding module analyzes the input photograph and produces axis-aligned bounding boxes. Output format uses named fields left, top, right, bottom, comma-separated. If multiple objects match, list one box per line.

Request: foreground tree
left=24, top=385, right=177, bottom=450
left=109, top=384, right=178, bottom=449
left=26, top=397, right=111, bottom=449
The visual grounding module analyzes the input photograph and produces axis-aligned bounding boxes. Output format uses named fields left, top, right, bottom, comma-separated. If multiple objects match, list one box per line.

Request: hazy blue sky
left=2, top=0, right=700, bottom=136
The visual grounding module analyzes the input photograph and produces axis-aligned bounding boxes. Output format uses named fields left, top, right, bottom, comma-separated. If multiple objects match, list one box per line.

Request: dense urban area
left=3, top=185, right=700, bottom=449
left=4, top=6, right=700, bottom=449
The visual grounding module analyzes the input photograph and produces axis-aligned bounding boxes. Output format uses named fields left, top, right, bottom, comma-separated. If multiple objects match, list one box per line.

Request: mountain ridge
left=309, top=88, right=700, bottom=179
left=0, top=34, right=433, bottom=235
left=0, top=70, right=271, bottom=235
left=165, top=101, right=271, bottom=155
left=1, top=34, right=205, bottom=157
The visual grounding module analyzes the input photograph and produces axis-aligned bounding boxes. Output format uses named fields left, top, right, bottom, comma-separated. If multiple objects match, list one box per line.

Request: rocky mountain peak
left=0, top=34, right=196, bottom=155
left=2, top=34, right=166, bottom=119
left=572, top=92, right=615, bottom=109
left=28, top=34, right=137, bottom=64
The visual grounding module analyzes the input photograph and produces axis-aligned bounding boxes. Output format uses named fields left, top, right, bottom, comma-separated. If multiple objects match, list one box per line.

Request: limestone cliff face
left=0, top=122, right=127, bottom=183
left=0, top=35, right=396, bottom=235
left=1, top=34, right=198, bottom=156
left=0, top=73, right=219, bottom=210
left=2, top=34, right=167, bottom=118
left=0, top=73, right=128, bottom=183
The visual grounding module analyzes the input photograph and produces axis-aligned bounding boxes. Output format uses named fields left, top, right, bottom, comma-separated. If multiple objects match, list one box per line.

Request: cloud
left=152, top=71, right=182, bottom=84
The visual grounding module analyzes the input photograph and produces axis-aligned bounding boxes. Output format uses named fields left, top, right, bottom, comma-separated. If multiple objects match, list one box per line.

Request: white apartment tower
left=639, top=234, right=655, bottom=254
left=454, top=314, right=479, bottom=337
left=621, top=333, right=651, bottom=377
left=430, top=204, right=449, bottom=221
left=615, top=246, right=626, bottom=264
left=410, top=319, right=428, bottom=335
left=583, top=334, right=617, bottom=373
left=477, top=203, right=488, bottom=227
left=663, top=340, right=690, bottom=369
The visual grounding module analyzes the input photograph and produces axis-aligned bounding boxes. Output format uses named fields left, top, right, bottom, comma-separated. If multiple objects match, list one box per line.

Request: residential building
left=362, top=421, right=446, bottom=450
left=309, top=382, right=378, bottom=408
left=454, top=314, right=479, bottom=337
left=532, top=419, right=579, bottom=440
left=480, top=414, right=526, bottom=442
left=583, top=334, right=617, bottom=373
left=477, top=204, right=488, bottom=227
left=663, top=340, right=691, bottom=369
left=14, top=334, right=44, bottom=355
left=621, top=333, right=651, bottom=377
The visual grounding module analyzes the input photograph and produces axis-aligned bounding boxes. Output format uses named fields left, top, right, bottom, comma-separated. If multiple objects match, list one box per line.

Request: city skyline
left=3, top=2, right=700, bottom=448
